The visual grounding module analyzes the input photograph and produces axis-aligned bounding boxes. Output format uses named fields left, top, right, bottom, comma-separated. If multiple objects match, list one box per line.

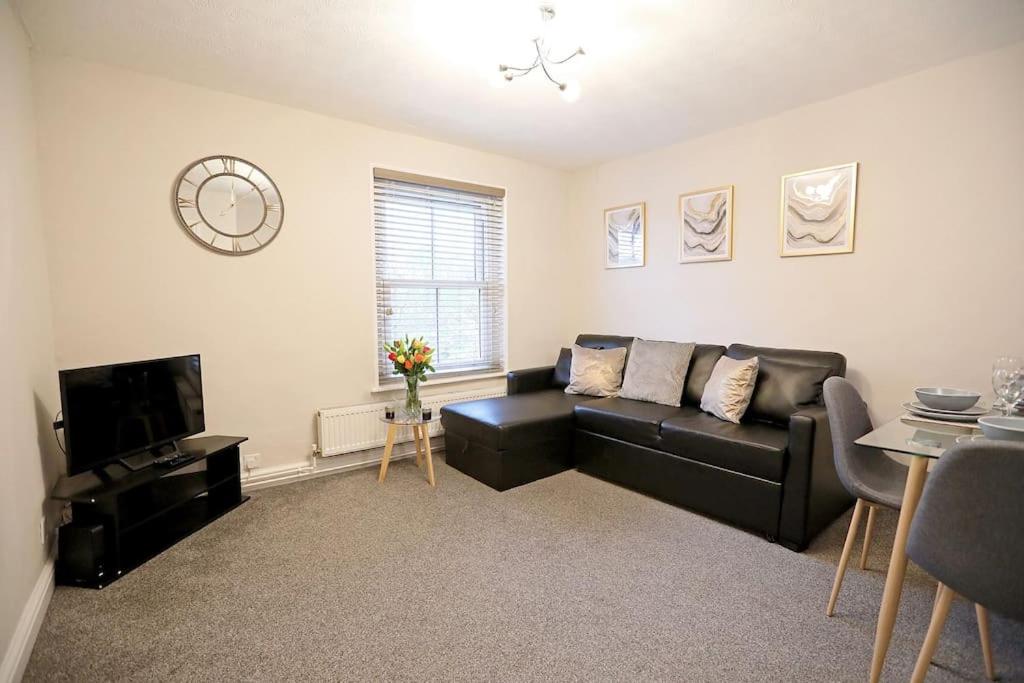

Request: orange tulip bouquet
left=383, top=336, right=435, bottom=417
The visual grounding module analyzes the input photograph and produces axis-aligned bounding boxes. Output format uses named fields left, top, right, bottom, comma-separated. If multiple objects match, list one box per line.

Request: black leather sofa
left=441, top=334, right=853, bottom=551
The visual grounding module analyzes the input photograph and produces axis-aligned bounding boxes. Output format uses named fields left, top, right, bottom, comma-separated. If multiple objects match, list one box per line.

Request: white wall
left=566, top=42, right=1024, bottom=420
left=32, top=56, right=576, bottom=471
left=0, top=1, right=60, bottom=675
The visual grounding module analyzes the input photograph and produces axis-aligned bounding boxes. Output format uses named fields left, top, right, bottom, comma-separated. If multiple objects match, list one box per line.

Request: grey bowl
left=978, top=416, right=1024, bottom=442
left=914, top=387, right=981, bottom=412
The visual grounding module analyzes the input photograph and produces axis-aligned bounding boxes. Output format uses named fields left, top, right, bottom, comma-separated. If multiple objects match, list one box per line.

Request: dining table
left=854, top=414, right=983, bottom=683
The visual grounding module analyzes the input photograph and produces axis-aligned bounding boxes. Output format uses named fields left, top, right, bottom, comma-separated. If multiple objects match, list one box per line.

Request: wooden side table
left=377, top=415, right=440, bottom=487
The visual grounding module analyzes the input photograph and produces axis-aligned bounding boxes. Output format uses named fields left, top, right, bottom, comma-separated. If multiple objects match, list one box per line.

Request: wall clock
left=173, top=155, right=284, bottom=255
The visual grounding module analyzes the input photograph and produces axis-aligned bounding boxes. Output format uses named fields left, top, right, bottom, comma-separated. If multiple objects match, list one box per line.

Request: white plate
left=902, top=403, right=984, bottom=422
left=908, top=401, right=988, bottom=416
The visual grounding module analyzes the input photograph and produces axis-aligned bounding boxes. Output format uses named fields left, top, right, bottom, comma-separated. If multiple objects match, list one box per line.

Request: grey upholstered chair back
left=907, top=441, right=1024, bottom=621
left=822, top=376, right=907, bottom=508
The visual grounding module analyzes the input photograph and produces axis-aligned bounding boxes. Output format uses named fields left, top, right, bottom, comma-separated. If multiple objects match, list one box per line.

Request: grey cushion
left=619, top=339, right=696, bottom=407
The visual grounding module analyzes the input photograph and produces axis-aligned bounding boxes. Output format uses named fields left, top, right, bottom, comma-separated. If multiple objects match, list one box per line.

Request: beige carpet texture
left=25, top=456, right=1024, bottom=681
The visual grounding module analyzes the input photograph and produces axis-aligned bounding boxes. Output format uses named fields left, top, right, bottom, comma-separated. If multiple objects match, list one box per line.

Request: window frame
left=369, top=167, right=508, bottom=391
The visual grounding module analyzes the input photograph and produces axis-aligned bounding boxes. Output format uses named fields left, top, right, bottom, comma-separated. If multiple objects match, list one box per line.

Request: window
left=373, top=168, right=506, bottom=386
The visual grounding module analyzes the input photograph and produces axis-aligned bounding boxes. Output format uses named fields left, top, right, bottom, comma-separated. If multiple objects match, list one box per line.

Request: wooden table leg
left=420, top=424, right=436, bottom=487
left=869, top=455, right=929, bottom=683
left=413, top=427, right=424, bottom=468
left=378, top=424, right=397, bottom=483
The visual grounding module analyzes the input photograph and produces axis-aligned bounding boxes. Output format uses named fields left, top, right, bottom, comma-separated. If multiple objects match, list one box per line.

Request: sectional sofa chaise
left=440, top=334, right=854, bottom=551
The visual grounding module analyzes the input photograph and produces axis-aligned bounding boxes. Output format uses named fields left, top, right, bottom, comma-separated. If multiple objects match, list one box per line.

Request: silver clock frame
left=173, top=155, right=284, bottom=256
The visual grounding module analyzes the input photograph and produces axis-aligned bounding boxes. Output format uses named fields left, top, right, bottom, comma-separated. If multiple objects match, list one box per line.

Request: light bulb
left=559, top=79, right=581, bottom=103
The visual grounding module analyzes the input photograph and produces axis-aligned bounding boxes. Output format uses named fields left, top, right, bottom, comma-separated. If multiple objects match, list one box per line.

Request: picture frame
left=604, top=202, right=646, bottom=269
left=679, top=185, right=734, bottom=263
left=779, top=162, right=858, bottom=257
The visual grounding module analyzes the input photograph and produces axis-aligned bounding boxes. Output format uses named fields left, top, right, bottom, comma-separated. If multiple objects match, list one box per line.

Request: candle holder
left=384, top=406, right=395, bottom=420
left=421, top=407, right=432, bottom=421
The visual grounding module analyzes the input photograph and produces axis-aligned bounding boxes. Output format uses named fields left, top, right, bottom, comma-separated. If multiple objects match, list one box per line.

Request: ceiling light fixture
left=495, top=5, right=585, bottom=102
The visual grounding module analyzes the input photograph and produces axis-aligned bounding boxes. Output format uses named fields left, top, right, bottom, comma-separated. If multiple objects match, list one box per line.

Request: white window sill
left=371, top=371, right=506, bottom=394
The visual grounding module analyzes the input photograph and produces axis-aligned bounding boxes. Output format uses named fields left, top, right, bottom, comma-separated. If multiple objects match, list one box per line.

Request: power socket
left=243, top=453, right=261, bottom=471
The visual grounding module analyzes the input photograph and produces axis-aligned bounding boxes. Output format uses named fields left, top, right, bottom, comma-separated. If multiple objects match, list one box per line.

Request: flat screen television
left=59, top=354, right=205, bottom=475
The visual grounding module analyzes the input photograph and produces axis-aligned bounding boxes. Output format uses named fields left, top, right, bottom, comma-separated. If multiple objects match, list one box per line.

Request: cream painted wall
left=566, top=42, right=1024, bottom=421
left=0, top=1, right=60, bottom=668
left=32, top=56, right=576, bottom=471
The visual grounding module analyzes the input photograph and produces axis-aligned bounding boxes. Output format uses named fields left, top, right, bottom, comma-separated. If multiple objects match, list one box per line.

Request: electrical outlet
left=39, top=517, right=46, bottom=546
left=243, top=453, right=261, bottom=471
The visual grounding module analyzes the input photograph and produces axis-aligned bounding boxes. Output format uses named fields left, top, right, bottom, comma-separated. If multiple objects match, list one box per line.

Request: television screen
left=59, top=355, right=205, bottom=474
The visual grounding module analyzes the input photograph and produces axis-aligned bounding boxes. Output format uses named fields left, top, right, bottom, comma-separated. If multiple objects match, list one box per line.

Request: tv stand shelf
left=52, top=435, right=248, bottom=588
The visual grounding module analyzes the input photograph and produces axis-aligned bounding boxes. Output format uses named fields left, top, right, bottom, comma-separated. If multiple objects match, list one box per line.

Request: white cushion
left=564, top=344, right=628, bottom=397
left=700, top=356, right=760, bottom=423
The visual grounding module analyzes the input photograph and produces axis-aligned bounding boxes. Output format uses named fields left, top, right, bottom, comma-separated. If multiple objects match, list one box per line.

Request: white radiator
left=316, top=387, right=506, bottom=457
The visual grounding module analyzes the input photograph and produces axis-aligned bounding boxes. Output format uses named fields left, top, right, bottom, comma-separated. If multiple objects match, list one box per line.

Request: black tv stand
left=52, top=435, right=248, bottom=588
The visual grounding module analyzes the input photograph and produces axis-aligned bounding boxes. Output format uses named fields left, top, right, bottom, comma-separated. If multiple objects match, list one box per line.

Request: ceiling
left=14, top=0, right=1024, bottom=169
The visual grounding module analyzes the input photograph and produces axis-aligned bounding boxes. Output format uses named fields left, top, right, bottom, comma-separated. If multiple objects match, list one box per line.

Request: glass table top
left=855, top=415, right=981, bottom=458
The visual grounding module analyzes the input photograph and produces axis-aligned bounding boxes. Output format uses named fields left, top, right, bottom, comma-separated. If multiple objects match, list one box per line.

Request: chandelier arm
left=537, top=56, right=564, bottom=88
left=548, top=49, right=583, bottom=65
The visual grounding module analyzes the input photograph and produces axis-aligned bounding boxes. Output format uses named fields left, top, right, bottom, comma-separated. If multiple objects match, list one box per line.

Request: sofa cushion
left=660, top=412, right=789, bottom=482
left=574, top=334, right=634, bottom=352
left=700, top=356, right=760, bottom=423
left=573, top=397, right=686, bottom=449
left=726, top=343, right=846, bottom=379
left=441, top=390, right=595, bottom=451
left=565, top=344, right=628, bottom=397
left=620, top=339, right=696, bottom=407
left=746, top=357, right=833, bottom=425
left=683, top=344, right=727, bottom=406
left=553, top=347, right=572, bottom=388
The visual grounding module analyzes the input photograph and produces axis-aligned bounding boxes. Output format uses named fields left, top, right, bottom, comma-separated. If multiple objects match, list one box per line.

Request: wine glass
left=992, top=356, right=1024, bottom=416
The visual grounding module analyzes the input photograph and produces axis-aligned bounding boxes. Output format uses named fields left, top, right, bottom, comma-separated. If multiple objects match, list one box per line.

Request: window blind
left=373, top=170, right=506, bottom=385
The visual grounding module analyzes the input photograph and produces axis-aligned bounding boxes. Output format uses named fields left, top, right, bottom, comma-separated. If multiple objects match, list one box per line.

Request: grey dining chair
left=908, top=441, right=1024, bottom=683
left=822, top=376, right=910, bottom=616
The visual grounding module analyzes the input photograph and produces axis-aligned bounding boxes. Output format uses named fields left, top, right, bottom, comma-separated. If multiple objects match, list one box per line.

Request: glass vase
left=404, top=375, right=421, bottom=419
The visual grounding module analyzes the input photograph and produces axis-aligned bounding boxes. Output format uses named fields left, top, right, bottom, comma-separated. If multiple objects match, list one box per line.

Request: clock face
left=174, top=156, right=283, bottom=255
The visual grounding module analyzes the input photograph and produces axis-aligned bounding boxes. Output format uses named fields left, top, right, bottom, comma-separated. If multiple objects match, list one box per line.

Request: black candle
left=384, top=406, right=395, bottom=420
left=421, top=407, right=432, bottom=421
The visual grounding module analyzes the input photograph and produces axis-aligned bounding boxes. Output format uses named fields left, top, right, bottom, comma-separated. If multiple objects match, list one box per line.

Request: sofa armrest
left=506, top=366, right=556, bottom=395
left=778, top=405, right=855, bottom=551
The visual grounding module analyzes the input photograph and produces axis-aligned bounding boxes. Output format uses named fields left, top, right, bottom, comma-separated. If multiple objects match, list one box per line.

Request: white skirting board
left=0, top=556, right=55, bottom=683
left=241, top=435, right=444, bottom=491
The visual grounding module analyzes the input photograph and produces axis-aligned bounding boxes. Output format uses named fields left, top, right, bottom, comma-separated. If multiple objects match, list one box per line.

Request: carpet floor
left=25, top=456, right=1024, bottom=682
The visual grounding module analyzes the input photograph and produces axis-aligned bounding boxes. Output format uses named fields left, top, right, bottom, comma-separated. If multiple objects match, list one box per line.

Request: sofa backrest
left=574, top=334, right=634, bottom=352
left=682, top=344, right=727, bottom=406
left=726, top=343, right=847, bottom=424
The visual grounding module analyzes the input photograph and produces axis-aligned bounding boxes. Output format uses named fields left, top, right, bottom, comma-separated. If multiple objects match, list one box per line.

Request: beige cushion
left=565, top=344, right=628, bottom=397
left=619, top=339, right=696, bottom=406
left=700, top=356, right=760, bottom=423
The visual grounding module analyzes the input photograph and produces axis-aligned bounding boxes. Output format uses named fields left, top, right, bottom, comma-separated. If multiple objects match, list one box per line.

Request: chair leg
left=976, top=604, right=995, bottom=681
left=827, top=498, right=866, bottom=616
left=912, top=583, right=955, bottom=683
left=859, top=504, right=878, bottom=570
